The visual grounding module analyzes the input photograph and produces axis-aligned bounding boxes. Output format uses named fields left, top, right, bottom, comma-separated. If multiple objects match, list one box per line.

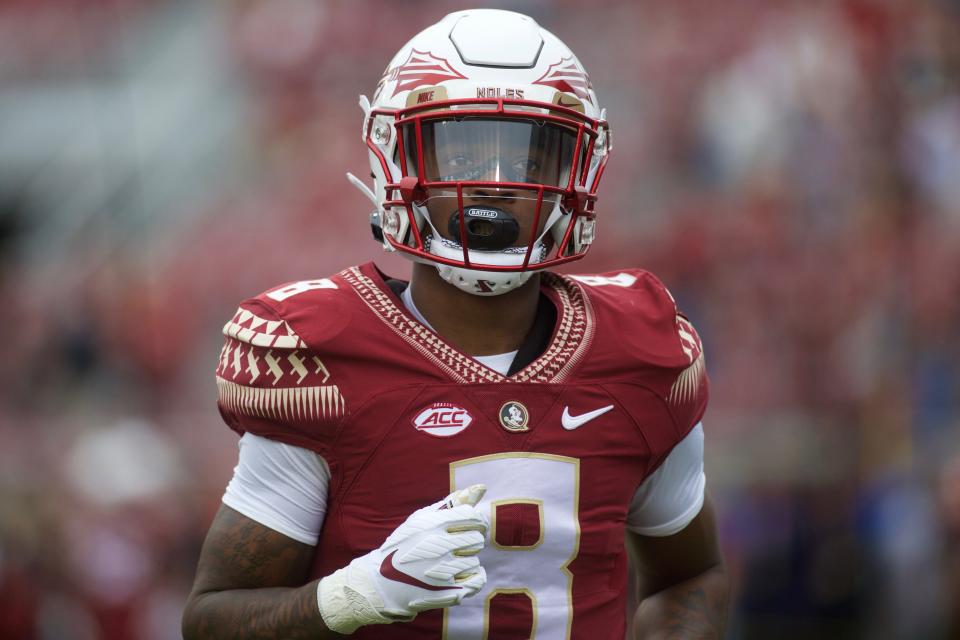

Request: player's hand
left=317, top=484, right=488, bottom=634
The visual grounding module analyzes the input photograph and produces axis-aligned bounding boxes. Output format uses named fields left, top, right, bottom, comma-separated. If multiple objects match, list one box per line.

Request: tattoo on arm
left=634, top=567, right=728, bottom=640
left=185, top=583, right=325, bottom=640
left=629, top=499, right=729, bottom=639
left=182, top=506, right=339, bottom=640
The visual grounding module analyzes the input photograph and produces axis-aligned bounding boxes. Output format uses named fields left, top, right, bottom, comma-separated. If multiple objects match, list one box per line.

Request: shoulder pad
left=569, top=268, right=708, bottom=430
left=569, top=268, right=693, bottom=362
left=247, top=275, right=356, bottom=347
left=222, top=299, right=307, bottom=350
left=569, top=268, right=677, bottom=320
left=215, top=291, right=347, bottom=426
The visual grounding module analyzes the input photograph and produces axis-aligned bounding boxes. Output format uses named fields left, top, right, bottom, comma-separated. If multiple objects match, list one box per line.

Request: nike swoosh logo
left=379, top=550, right=457, bottom=591
left=561, top=404, right=614, bottom=430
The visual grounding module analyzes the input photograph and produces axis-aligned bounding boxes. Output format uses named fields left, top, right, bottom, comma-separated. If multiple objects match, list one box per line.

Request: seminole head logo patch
left=499, top=401, right=529, bottom=432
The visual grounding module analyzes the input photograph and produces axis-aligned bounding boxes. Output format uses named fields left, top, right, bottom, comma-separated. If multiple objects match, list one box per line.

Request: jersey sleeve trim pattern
left=216, top=301, right=348, bottom=423
left=216, top=376, right=347, bottom=422
left=667, top=314, right=707, bottom=406
left=667, top=351, right=706, bottom=405
left=222, top=305, right=307, bottom=349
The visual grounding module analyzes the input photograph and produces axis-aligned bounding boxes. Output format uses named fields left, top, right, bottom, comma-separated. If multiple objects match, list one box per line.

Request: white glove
left=317, top=484, right=488, bottom=634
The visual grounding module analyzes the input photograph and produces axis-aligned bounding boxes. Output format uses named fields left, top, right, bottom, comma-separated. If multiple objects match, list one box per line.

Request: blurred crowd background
left=0, top=0, right=958, bottom=638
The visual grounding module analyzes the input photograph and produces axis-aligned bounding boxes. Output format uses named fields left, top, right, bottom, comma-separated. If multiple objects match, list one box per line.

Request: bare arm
left=181, top=505, right=341, bottom=640
left=628, top=497, right=729, bottom=640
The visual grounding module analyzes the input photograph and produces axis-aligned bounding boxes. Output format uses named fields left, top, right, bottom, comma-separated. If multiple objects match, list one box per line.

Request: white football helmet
left=348, top=9, right=611, bottom=296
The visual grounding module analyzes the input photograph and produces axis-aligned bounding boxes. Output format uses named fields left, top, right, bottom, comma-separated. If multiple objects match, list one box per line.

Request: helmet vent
left=449, top=11, right=543, bottom=68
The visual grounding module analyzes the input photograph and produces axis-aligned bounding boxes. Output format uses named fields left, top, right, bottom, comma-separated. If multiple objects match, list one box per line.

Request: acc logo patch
left=412, top=403, right=473, bottom=437
left=499, top=401, right=530, bottom=432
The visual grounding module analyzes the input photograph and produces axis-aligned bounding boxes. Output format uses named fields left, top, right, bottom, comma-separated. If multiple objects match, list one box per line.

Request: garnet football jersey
left=215, top=262, right=708, bottom=639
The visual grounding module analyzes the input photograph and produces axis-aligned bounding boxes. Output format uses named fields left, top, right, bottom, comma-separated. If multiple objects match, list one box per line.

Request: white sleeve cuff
left=626, top=423, right=706, bottom=537
left=222, top=432, right=330, bottom=545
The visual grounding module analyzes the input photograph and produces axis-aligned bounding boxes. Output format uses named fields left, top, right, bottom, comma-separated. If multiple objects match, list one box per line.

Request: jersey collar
left=340, top=262, right=595, bottom=384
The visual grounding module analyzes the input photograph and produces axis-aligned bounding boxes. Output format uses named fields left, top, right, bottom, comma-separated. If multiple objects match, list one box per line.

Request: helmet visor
left=403, top=117, right=583, bottom=188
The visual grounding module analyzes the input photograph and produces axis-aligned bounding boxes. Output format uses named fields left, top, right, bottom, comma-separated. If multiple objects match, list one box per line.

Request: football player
left=183, top=9, right=728, bottom=639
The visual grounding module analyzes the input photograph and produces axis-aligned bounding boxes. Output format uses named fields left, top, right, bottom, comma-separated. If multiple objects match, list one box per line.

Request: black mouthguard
left=447, top=205, right=520, bottom=251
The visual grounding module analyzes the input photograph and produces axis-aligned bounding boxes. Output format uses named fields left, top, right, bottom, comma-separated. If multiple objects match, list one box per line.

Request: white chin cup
left=426, top=236, right=548, bottom=297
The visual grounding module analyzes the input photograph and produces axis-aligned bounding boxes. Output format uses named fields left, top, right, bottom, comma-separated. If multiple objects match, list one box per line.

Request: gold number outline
left=444, top=452, right=581, bottom=639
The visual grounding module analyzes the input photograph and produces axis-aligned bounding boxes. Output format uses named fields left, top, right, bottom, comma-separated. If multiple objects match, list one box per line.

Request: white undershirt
left=402, top=285, right=520, bottom=374
left=222, top=290, right=706, bottom=545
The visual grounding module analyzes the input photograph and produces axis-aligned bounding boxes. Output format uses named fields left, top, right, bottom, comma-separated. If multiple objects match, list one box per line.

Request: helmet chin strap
left=427, top=236, right=546, bottom=296
left=419, top=203, right=555, bottom=297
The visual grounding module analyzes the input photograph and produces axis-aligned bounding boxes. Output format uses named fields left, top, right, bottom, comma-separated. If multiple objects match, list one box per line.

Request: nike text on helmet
left=348, top=9, right=611, bottom=296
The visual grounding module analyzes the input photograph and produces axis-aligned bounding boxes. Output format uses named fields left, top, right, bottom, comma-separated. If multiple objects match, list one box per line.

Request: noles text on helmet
left=347, top=9, right=611, bottom=296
